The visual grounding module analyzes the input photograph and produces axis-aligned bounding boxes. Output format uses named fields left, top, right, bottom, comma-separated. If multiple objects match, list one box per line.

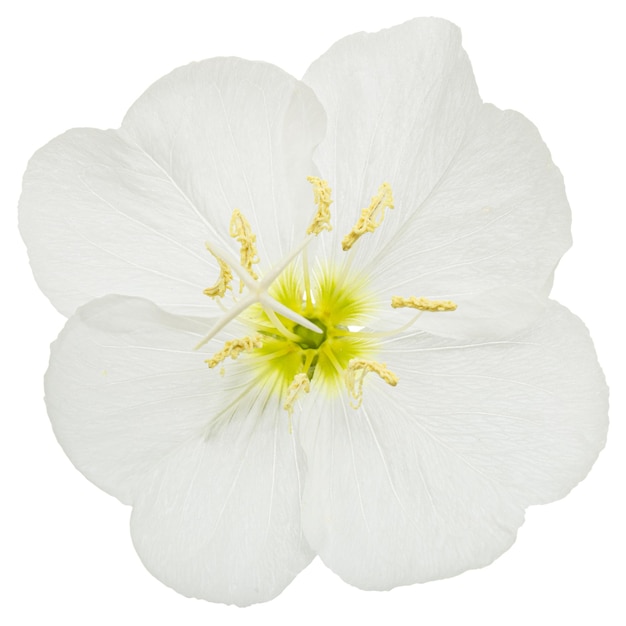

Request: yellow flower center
left=246, top=265, right=376, bottom=394
left=199, top=177, right=457, bottom=419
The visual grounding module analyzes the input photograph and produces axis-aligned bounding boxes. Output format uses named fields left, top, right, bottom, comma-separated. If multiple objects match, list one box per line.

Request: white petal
left=46, top=296, right=216, bottom=502
left=46, top=296, right=312, bottom=604
left=122, top=58, right=326, bottom=264
left=130, top=404, right=311, bottom=606
left=304, top=18, right=570, bottom=306
left=20, top=58, right=326, bottom=316
left=303, top=18, right=481, bottom=259
left=297, top=301, right=607, bottom=589
left=367, top=105, right=571, bottom=300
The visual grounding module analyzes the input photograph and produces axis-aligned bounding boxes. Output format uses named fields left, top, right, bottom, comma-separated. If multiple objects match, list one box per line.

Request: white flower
left=19, top=18, right=607, bottom=606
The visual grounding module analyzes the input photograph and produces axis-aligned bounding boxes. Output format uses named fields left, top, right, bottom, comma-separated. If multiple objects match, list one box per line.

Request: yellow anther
left=283, top=373, right=311, bottom=432
left=229, top=209, right=260, bottom=290
left=345, top=358, right=398, bottom=409
left=306, top=176, right=333, bottom=235
left=203, top=247, right=233, bottom=298
left=205, top=335, right=263, bottom=369
left=391, top=296, right=457, bottom=312
left=341, top=182, right=394, bottom=251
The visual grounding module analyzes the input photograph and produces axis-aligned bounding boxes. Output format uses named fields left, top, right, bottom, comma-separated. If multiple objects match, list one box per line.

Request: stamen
left=230, top=209, right=260, bottom=290
left=341, top=183, right=394, bottom=251
left=205, top=335, right=263, bottom=369
left=283, top=373, right=311, bottom=429
left=391, top=296, right=457, bottom=312
left=203, top=247, right=233, bottom=298
left=302, top=247, right=313, bottom=315
left=263, top=306, right=302, bottom=343
left=345, top=358, right=398, bottom=409
left=306, top=176, right=333, bottom=235
left=205, top=239, right=258, bottom=292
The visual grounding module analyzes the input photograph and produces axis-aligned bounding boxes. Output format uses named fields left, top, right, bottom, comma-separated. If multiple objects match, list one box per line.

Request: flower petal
left=122, top=58, right=326, bottom=264
left=46, top=296, right=312, bottom=604
left=303, top=19, right=480, bottom=255
left=297, top=301, right=607, bottom=589
left=304, top=18, right=570, bottom=304
left=46, top=296, right=216, bottom=503
left=366, top=105, right=571, bottom=301
left=130, top=410, right=312, bottom=606
left=20, top=58, right=326, bottom=316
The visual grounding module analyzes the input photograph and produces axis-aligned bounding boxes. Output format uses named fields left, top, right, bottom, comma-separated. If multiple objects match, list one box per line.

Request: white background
left=1, top=1, right=624, bottom=624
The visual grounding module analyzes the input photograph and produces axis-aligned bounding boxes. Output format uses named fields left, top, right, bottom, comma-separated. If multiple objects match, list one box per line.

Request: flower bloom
left=19, top=18, right=607, bottom=606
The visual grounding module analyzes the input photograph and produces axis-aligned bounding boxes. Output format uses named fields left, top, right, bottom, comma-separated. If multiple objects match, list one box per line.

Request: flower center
left=247, top=265, right=375, bottom=395
left=199, top=177, right=457, bottom=420
left=293, top=318, right=327, bottom=350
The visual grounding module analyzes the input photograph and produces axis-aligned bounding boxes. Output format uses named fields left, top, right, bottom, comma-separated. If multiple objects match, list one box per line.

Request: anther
left=345, top=358, right=398, bottom=409
left=229, top=209, right=260, bottom=290
left=205, top=335, right=263, bottom=369
left=283, top=373, right=311, bottom=430
left=391, top=296, right=457, bottom=312
left=203, top=247, right=233, bottom=298
left=306, top=176, right=333, bottom=235
left=341, top=182, right=394, bottom=251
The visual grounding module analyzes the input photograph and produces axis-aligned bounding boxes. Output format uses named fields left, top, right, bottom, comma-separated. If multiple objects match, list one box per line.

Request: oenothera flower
left=19, top=18, right=607, bottom=606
